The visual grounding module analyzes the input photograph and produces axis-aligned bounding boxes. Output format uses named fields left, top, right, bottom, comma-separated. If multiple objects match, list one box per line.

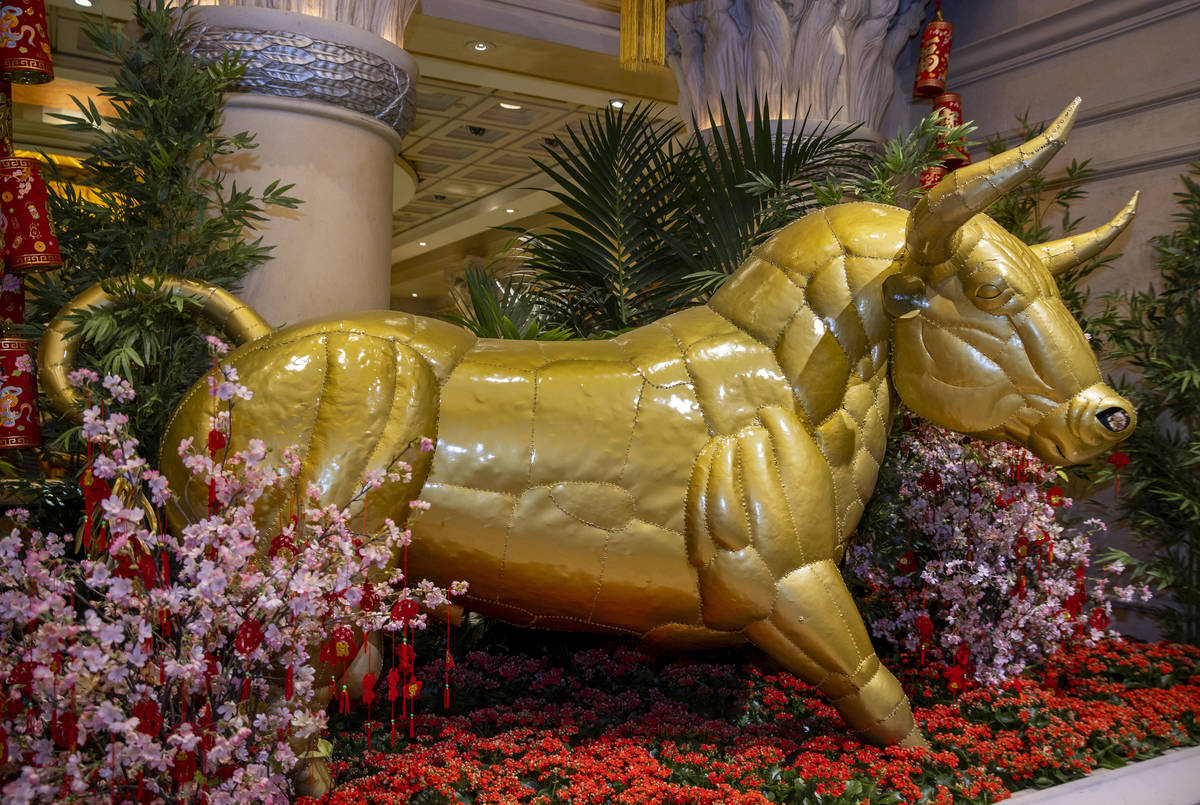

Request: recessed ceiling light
left=609, top=98, right=626, bottom=109
left=468, top=40, right=494, bottom=52
left=498, top=102, right=522, bottom=110
left=418, top=241, right=427, bottom=246
left=412, top=293, right=418, bottom=297
left=505, top=208, right=515, bottom=214
left=74, top=0, right=93, bottom=5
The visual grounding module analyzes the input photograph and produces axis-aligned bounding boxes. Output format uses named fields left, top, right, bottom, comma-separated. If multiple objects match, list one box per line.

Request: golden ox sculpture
left=41, top=100, right=1136, bottom=763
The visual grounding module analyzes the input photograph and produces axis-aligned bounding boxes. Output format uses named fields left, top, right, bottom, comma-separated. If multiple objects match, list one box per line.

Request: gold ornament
left=40, top=99, right=1136, bottom=750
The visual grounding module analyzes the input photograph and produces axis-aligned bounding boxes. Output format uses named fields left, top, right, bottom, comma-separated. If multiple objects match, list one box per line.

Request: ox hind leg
left=744, top=560, right=924, bottom=747
left=267, top=338, right=439, bottom=796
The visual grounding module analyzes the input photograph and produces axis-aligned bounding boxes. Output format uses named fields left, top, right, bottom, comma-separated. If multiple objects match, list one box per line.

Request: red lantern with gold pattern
left=0, top=156, right=60, bottom=271
left=932, top=91, right=969, bottom=168
left=912, top=13, right=953, bottom=100
left=0, top=337, right=38, bottom=447
left=0, top=0, right=53, bottom=85
left=919, top=165, right=946, bottom=192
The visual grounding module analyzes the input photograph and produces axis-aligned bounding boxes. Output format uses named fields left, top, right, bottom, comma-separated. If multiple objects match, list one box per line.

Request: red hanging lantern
left=895, top=551, right=918, bottom=575
left=0, top=156, right=60, bottom=271
left=0, top=337, right=38, bottom=447
left=912, top=8, right=953, bottom=100
left=0, top=1, right=53, bottom=84
left=932, top=92, right=969, bottom=168
left=1046, top=486, right=1066, bottom=507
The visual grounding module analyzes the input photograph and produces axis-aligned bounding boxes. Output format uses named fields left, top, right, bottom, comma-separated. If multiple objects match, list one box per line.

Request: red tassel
left=284, top=666, right=294, bottom=701
left=390, top=719, right=396, bottom=746
left=443, top=685, right=450, bottom=710
left=339, top=685, right=349, bottom=714
left=240, top=677, right=251, bottom=703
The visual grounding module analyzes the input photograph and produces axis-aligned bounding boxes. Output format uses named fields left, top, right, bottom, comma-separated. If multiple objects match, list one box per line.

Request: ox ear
left=882, top=274, right=928, bottom=319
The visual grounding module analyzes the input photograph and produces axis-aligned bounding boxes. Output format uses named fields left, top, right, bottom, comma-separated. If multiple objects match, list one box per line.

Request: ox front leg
left=744, top=561, right=925, bottom=747
left=688, top=412, right=924, bottom=747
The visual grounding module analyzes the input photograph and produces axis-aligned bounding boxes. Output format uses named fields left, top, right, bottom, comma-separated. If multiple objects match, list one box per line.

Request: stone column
left=183, top=5, right=418, bottom=327
left=666, top=0, right=928, bottom=138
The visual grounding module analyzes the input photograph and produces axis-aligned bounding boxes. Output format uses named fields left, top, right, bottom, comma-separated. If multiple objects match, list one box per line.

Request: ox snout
left=1027, top=384, right=1136, bottom=465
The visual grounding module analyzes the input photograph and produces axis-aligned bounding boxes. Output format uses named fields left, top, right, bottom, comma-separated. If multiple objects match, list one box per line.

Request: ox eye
left=976, top=283, right=1004, bottom=300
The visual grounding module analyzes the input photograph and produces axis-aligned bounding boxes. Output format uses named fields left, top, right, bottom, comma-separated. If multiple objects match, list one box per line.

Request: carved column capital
left=182, top=6, right=417, bottom=140
left=666, top=0, right=929, bottom=135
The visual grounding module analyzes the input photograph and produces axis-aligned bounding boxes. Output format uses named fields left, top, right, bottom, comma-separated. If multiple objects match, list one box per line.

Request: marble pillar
left=183, top=5, right=418, bottom=326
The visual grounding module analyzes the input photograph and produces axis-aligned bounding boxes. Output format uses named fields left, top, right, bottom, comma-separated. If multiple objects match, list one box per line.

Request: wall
left=882, top=0, right=1200, bottom=639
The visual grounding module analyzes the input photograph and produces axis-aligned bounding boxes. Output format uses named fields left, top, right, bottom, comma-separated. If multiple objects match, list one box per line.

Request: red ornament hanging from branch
left=912, top=4, right=953, bottom=100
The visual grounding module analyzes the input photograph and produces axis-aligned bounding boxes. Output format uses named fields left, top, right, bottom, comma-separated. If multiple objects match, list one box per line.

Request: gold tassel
left=620, top=0, right=666, bottom=71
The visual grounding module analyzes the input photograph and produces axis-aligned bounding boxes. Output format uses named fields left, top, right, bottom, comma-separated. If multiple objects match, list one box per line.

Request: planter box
left=1010, top=745, right=1200, bottom=805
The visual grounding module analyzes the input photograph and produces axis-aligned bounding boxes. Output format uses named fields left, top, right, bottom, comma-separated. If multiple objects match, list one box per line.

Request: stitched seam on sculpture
left=361, top=339, right=404, bottom=483
left=757, top=407, right=810, bottom=567
left=814, top=559, right=869, bottom=660
left=662, top=321, right=717, bottom=437
left=616, top=379, right=646, bottom=489
left=292, top=336, right=331, bottom=513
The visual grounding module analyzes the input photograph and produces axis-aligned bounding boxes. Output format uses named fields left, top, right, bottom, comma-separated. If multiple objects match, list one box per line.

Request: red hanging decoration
left=328, top=624, right=356, bottom=662
left=171, top=750, right=196, bottom=784
left=0, top=337, right=39, bottom=447
left=1089, top=608, right=1111, bottom=630
left=0, top=157, right=60, bottom=270
left=1046, top=486, right=1066, bottom=507
left=932, top=92, right=969, bottom=168
left=132, top=699, right=162, bottom=737
left=912, top=5, right=953, bottom=100
left=895, top=551, right=918, bottom=575
left=918, top=165, right=946, bottom=192
left=913, top=614, right=934, bottom=665
left=1107, top=450, right=1130, bottom=496
left=206, top=428, right=227, bottom=459
left=0, top=0, right=54, bottom=84
left=0, top=724, right=7, bottom=764
left=395, top=642, right=416, bottom=674
left=391, top=598, right=419, bottom=624
left=234, top=619, right=264, bottom=656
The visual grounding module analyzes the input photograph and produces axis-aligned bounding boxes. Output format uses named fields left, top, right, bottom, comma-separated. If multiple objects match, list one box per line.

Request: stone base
left=1010, top=745, right=1200, bottom=805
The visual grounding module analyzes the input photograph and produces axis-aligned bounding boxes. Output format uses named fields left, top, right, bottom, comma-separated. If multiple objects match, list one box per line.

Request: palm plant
left=443, top=264, right=573, bottom=341
left=513, top=97, right=873, bottom=336
left=514, top=102, right=686, bottom=336
left=669, top=97, right=872, bottom=300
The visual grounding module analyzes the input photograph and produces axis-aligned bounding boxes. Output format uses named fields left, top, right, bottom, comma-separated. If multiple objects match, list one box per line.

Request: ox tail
left=39, top=276, right=273, bottom=421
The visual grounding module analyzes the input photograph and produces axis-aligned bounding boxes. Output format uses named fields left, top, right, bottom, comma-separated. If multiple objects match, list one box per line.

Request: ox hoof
left=899, top=727, right=930, bottom=750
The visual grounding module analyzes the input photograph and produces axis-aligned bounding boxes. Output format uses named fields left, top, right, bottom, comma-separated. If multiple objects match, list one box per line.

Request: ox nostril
left=1097, top=407, right=1131, bottom=433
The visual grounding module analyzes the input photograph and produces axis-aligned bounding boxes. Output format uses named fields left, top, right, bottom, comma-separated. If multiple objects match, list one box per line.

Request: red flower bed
left=300, top=639, right=1200, bottom=804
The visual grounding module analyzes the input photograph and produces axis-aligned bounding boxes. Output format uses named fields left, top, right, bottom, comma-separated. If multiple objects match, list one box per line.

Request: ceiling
left=18, top=0, right=679, bottom=316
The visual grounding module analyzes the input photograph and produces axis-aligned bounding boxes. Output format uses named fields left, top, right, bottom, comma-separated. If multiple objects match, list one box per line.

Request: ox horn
left=1033, top=191, right=1139, bottom=275
left=906, top=97, right=1082, bottom=267
left=39, top=276, right=273, bottom=422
